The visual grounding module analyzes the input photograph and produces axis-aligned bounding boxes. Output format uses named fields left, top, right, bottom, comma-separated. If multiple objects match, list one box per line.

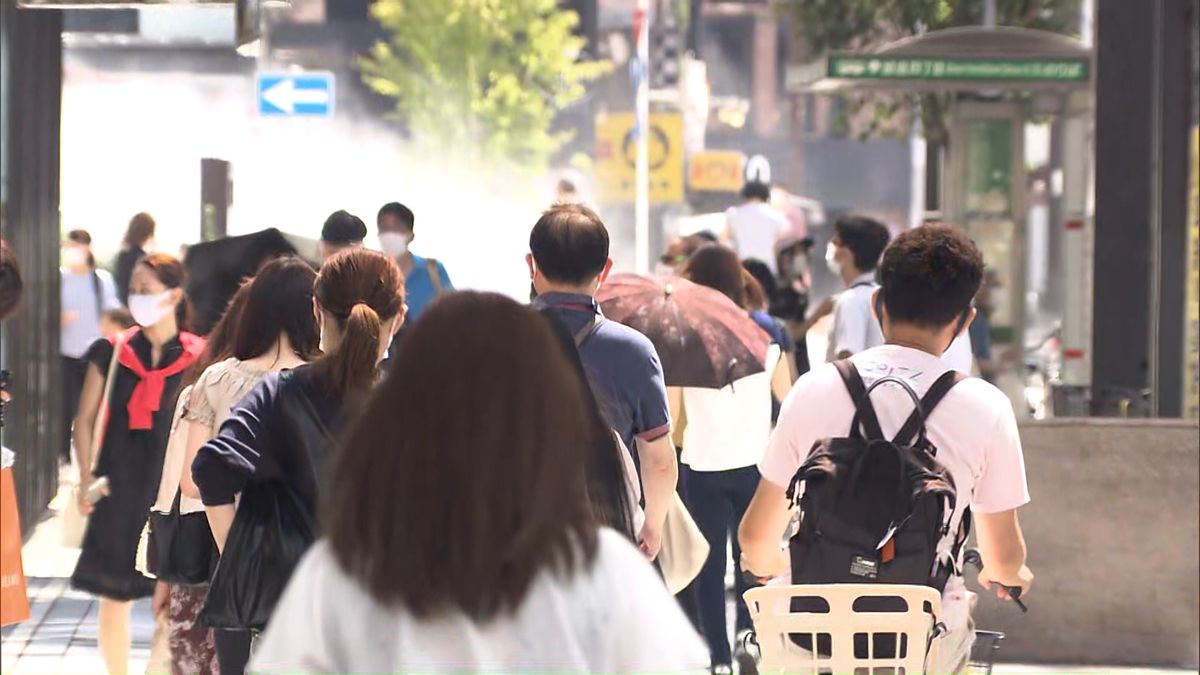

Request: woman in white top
left=252, top=292, right=706, bottom=674
left=176, top=257, right=320, bottom=675
left=673, top=245, right=794, bottom=673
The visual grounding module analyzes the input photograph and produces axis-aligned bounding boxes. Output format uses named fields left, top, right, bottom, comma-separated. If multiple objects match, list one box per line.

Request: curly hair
left=878, top=224, right=984, bottom=329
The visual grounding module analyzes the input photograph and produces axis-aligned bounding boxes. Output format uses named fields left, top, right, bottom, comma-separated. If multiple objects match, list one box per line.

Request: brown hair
left=124, top=212, right=156, bottom=248
left=311, top=248, right=404, bottom=397
left=181, top=279, right=252, bottom=390
left=326, top=292, right=598, bottom=620
left=138, top=253, right=192, bottom=332
left=742, top=269, right=767, bottom=311
left=681, top=244, right=747, bottom=309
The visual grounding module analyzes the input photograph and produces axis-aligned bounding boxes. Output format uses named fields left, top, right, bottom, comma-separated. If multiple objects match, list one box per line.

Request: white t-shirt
left=680, top=344, right=781, bottom=472
left=726, top=202, right=789, bottom=273
left=251, top=531, right=708, bottom=674
left=827, top=277, right=974, bottom=374
left=827, top=273, right=885, bottom=362
left=759, top=345, right=1029, bottom=646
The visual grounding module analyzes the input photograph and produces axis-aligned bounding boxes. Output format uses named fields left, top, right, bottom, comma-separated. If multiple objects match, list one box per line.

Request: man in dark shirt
left=527, top=204, right=676, bottom=561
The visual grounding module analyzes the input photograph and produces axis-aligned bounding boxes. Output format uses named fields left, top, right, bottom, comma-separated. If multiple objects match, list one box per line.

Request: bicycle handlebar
left=964, top=549, right=1028, bottom=613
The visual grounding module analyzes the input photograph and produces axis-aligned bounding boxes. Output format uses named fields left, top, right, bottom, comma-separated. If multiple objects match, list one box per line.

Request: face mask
left=378, top=232, right=410, bottom=258
left=62, top=247, right=88, bottom=269
left=128, top=290, right=174, bottom=327
left=825, top=242, right=842, bottom=276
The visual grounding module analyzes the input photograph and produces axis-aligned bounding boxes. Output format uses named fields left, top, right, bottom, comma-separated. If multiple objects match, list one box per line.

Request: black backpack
left=786, top=360, right=971, bottom=624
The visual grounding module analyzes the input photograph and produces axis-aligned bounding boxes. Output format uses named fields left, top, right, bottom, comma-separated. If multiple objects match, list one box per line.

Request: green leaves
left=361, top=0, right=611, bottom=168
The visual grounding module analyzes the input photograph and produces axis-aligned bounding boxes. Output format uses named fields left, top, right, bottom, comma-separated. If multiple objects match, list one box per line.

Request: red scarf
left=115, top=327, right=206, bottom=430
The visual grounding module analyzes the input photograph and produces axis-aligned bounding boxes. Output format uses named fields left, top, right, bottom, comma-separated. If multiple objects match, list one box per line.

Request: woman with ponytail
left=191, top=248, right=404, bottom=644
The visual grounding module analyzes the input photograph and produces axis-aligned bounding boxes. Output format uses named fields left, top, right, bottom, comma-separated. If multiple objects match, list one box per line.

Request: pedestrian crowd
left=19, top=183, right=1034, bottom=675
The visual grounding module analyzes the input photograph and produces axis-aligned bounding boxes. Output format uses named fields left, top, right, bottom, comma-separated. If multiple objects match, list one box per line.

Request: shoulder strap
left=892, top=370, right=965, bottom=448
left=90, top=331, right=127, bottom=470
left=91, top=270, right=102, bottom=318
left=573, top=315, right=604, bottom=348
left=425, top=258, right=444, bottom=298
left=833, top=359, right=884, bottom=440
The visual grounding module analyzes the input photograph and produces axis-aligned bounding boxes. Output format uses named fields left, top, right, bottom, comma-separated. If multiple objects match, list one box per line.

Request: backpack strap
left=892, top=370, right=964, bottom=449
left=573, top=315, right=605, bottom=348
left=425, top=258, right=444, bottom=298
left=91, top=270, right=103, bottom=319
left=834, top=359, right=884, bottom=440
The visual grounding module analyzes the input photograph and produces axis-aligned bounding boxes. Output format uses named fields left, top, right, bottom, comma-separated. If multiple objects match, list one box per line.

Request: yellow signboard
left=689, top=150, right=746, bottom=193
left=594, top=112, right=684, bottom=204
left=1184, top=126, right=1199, bottom=419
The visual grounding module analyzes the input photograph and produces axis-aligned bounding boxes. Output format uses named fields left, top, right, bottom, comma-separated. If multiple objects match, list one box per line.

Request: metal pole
left=1147, top=0, right=1165, bottom=416
left=634, top=0, right=651, bottom=275
left=983, top=0, right=997, bottom=29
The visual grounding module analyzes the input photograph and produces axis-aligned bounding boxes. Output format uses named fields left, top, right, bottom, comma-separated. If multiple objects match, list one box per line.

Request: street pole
left=634, top=0, right=651, bottom=275
left=983, top=0, right=996, bottom=29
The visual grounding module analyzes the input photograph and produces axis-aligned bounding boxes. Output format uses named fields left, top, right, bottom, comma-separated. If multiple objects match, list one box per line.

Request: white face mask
left=62, top=247, right=88, bottom=269
left=128, top=290, right=174, bottom=327
left=378, top=232, right=410, bottom=258
left=825, top=241, right=843, bottom=276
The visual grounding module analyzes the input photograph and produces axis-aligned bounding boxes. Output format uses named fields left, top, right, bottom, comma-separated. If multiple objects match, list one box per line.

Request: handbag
left=197, top=480, right=317, bottom=631
left=147, top=490, right=219, bottom=585
left=658, top=493, right=709, bottom=594
left=62, top=332, right=124, bottom=548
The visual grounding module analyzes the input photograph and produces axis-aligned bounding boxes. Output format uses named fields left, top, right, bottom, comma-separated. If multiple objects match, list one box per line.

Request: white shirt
left=827, top=276, right=975, bottom=374
left=759, top=344, right=1029, bottom=653
left=726, top=202, right=789, bottom=273
left=680, top=344, right=781, bottom=472
left=251, top=531, right=708, bottom=674
left=827, top=272, right=885, bottom=362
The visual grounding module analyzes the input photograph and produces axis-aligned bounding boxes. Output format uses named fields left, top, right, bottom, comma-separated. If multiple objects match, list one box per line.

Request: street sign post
left=257, top=72, right=335, bottom=117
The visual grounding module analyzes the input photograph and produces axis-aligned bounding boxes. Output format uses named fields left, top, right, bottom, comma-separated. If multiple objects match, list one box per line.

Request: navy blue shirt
left=535, top=292, right=671, bottom=451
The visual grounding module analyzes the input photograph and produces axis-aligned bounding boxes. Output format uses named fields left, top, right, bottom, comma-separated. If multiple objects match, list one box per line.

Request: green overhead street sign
left=828, top=56, right=1088, bottom=83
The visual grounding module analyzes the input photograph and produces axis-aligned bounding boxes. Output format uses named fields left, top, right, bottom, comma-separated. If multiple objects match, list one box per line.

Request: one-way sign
left=257, top=72, right=335, bottom=117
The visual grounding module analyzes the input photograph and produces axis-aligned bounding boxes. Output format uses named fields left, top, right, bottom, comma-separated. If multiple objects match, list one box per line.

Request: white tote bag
left=61, top=334, right=123, bottom=548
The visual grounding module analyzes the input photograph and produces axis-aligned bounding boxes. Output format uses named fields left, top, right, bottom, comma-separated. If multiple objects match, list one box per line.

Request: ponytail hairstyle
left=138, top=253, right=192, bottom=332
left=312, top=248, right=405, bottom=398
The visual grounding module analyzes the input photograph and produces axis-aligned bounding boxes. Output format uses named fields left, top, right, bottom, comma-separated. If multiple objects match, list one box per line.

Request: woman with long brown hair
left=71, top=254, right=204, bottom=675
left=675, top=244, right=793, bottom=673
left=251, top=292, right=706, bottom=673
left=191, top=248, right=404, bottom=640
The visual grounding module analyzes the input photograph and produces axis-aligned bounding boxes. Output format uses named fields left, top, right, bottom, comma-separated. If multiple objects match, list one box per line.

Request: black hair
left=878, top=224, right=984, bottom=329
left=834, top=215, right=891, bottom=273
left=742, top=258, right=778, bottom=307
left=231, top=256, right=321, bottom=363
left=321, top=210, right=367, bottom=245
left=741, top=181, right=771, bottom=202
left=0, top=238, right=24, bottom=321
left=529, top=203, right=609, bottom=286
left=556, top=178, right=577, bottom=195
left=692, top=230, right=719, bottom=244
left=377, top=202, right=415, bottom=231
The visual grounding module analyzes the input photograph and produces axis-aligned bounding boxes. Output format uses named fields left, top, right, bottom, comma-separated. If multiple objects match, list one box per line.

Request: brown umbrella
left=597, top=273, right=771, bottom=389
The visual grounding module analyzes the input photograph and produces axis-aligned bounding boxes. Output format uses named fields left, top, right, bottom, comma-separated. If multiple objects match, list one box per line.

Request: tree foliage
left=361, top=0, right=610, bottom=168
left=785, top=0, right=1081, bottom=142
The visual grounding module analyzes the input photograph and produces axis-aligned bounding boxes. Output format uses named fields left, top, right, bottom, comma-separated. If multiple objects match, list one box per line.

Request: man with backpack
left=738, top=224, right=1033, bottom=672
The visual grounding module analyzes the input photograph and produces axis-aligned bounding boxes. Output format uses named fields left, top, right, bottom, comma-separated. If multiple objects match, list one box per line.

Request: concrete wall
left=974, top=419, right=1199, bottom=667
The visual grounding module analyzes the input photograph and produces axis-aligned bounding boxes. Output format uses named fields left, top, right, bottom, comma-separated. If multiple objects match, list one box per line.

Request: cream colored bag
left=61, top=334, right=123, bottom=548
left=658, top=494, right=709, bottom=594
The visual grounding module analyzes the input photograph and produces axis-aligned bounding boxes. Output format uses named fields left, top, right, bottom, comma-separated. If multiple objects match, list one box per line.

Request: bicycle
left=965, top=548, right=1027, bottom=675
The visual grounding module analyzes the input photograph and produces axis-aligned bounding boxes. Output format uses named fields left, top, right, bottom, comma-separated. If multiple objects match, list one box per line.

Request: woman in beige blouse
left=179, top=257, right=320, bottom=675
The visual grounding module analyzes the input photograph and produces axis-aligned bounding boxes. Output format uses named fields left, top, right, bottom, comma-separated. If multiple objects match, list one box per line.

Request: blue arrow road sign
left=257, top=72, right=334, bottom=117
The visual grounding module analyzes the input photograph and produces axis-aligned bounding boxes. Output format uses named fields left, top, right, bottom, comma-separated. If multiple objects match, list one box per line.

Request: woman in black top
left=192, top=248, right=405, bottom=633
left=115, top=212, right=156, bottom=306
left=72, top=254, right=203, bottom=675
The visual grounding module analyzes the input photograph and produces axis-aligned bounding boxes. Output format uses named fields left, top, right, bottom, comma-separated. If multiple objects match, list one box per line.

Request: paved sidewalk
left=0, top=474, right=1189, bottom=674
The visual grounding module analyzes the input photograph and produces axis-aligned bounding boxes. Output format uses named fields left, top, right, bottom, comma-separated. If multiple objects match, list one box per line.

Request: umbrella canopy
left=597, top=273, right=772, bottom=389
left=183, top=229, right=310, bottom=336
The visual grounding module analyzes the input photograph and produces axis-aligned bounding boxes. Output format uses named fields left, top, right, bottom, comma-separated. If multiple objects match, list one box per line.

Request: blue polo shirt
left=405, top=254, right=454, bottom=323
left=535, top=292, right=671, bottom=452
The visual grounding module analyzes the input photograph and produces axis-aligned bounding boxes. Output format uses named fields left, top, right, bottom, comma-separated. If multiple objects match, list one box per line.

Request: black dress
left=71, top=332, right=189, bottom=601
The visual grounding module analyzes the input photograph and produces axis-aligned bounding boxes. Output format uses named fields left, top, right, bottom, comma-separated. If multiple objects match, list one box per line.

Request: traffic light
left=650, top=20, right=682, bottom=89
